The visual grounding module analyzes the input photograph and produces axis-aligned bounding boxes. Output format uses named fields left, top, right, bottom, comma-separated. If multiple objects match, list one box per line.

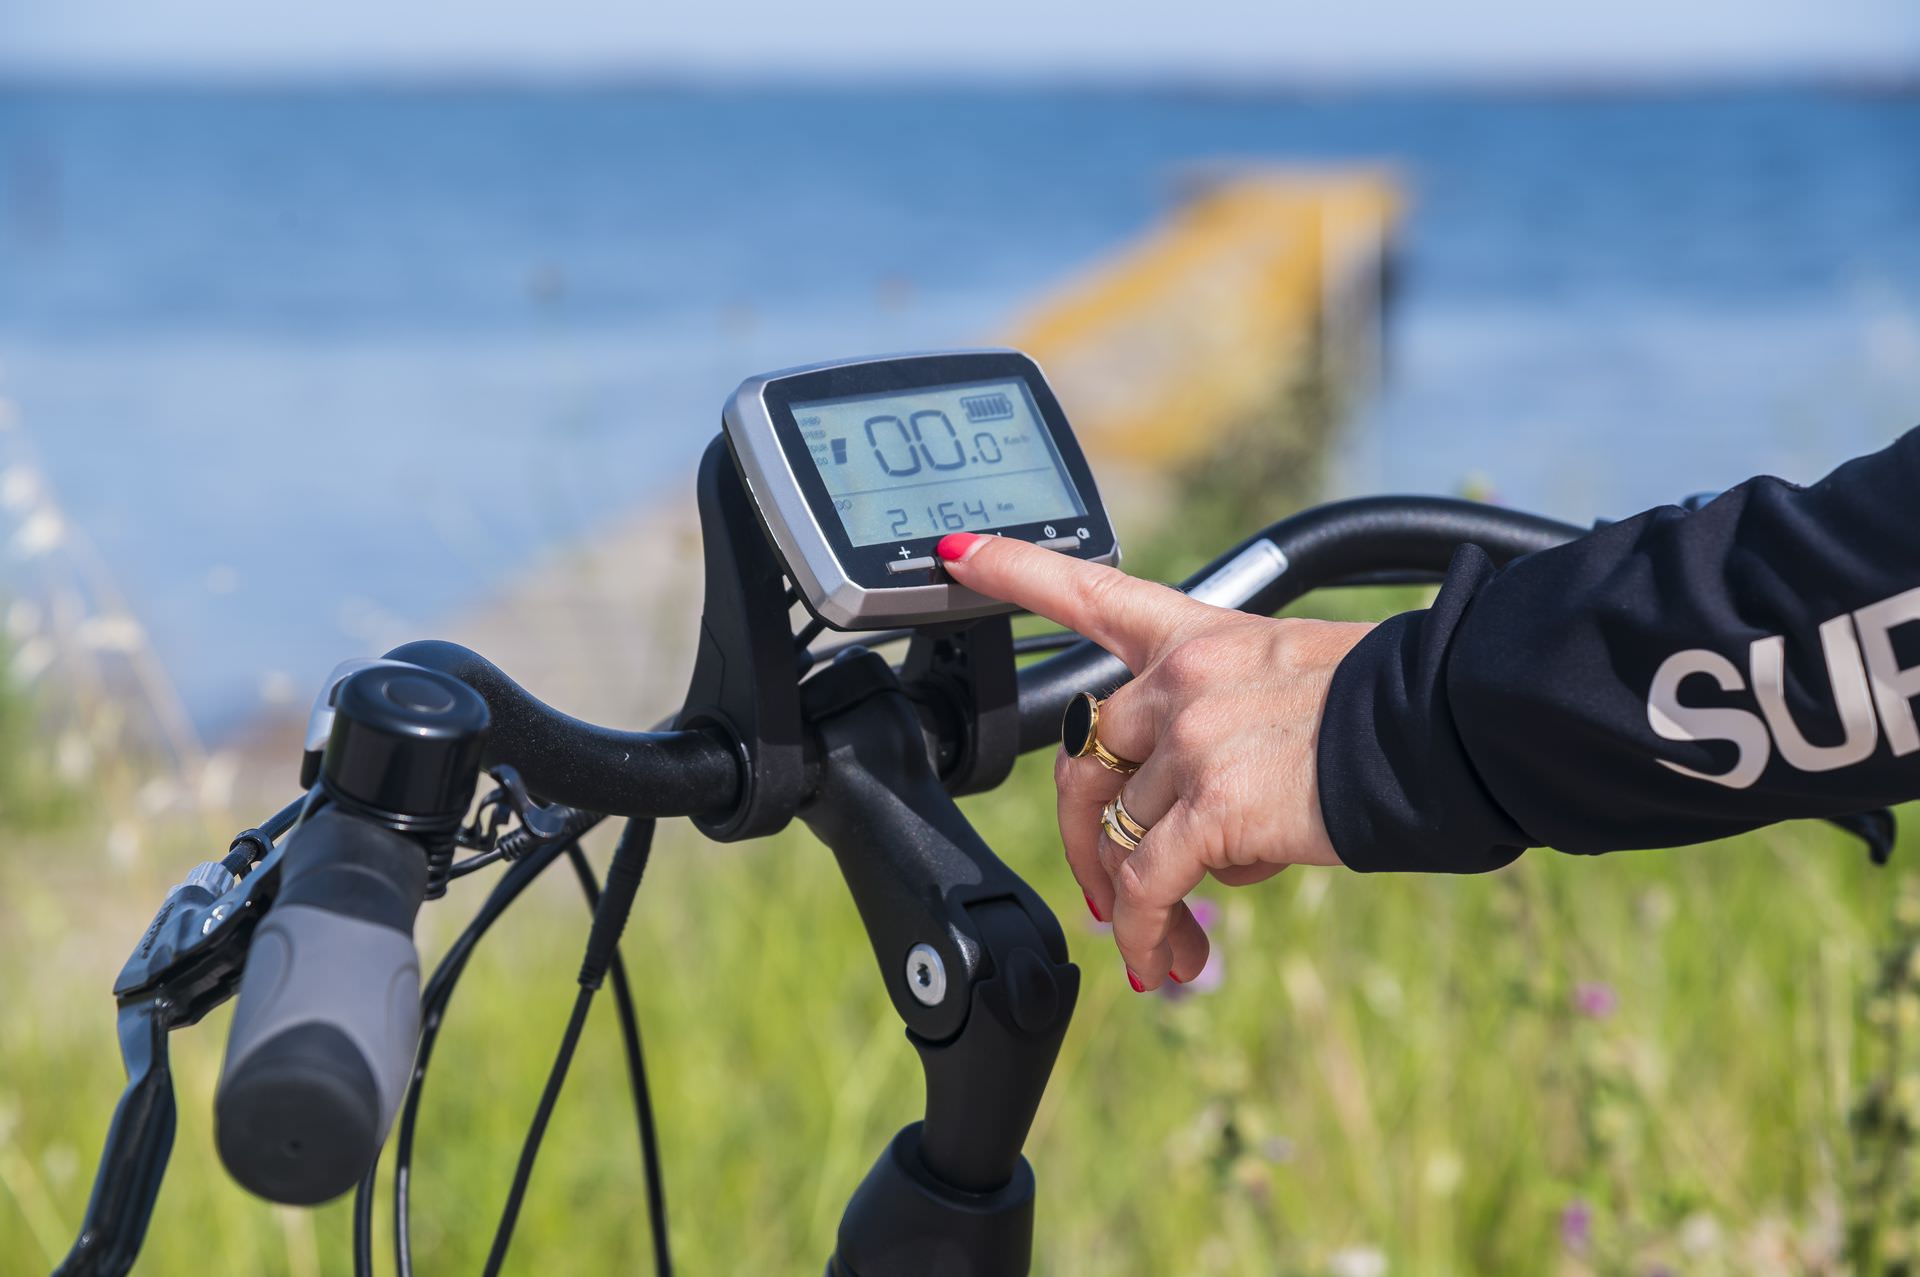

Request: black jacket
left=1317, top=427, right=1920, bottom=873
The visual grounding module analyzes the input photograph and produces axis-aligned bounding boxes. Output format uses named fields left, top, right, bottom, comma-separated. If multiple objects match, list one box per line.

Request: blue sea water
left=0, top=84, right=1916, bottom=733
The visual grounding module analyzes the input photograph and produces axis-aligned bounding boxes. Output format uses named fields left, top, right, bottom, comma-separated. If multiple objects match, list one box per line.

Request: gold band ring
left=1100, top=798, right=1143, bottom=852
left=1062, top=691, right=1141, bottom=776
left=1109, top=790, right=1151, bottom=843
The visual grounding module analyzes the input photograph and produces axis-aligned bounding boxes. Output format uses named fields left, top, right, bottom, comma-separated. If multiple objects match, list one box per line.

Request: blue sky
left=4, top=0, right=1917, bottom=80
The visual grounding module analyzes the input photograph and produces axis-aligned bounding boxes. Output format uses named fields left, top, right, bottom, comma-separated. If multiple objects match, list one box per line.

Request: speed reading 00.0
left=790, top=377, right=1087, bottom=547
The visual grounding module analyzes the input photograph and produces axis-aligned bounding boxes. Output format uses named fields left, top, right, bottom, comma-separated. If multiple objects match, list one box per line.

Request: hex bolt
left=905, top=943, right=947, bottom=1006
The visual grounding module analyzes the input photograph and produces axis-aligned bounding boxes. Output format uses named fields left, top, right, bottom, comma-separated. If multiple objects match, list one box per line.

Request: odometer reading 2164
left=792, top=378, right=1088, bottom=548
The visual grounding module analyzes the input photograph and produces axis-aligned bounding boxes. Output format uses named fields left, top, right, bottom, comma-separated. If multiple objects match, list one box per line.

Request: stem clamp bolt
left=905, top=943, right=947, bottom=1007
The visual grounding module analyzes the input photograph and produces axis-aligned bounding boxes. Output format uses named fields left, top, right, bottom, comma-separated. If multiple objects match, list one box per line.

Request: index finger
left=936, top=531, right=1211, bottom=673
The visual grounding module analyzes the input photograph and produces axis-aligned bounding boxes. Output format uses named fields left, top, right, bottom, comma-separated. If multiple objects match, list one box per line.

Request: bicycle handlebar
left=1013, top=495, right=1584, bottom=748
left=391, top=497, right=1584, bottom=819
left=382, top=639, right=741, bottom=817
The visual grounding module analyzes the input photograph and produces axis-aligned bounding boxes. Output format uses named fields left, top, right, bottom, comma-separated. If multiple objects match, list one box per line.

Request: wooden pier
left=1007, top=169, right=1401, bottom=468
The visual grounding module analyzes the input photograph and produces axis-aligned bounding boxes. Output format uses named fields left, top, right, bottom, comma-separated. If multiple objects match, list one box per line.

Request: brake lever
left=53, top=1001, right=176, bottom=1277
left=56, top=749, right=564, bottom=1275
left=54, top=824, right=297, bottom=1277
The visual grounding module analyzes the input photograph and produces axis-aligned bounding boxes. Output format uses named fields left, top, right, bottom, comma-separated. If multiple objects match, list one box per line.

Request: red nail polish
left=1084, top=892, right=1104, bottom=923
left=936, top=532, right=983, bottom=562
left=1167, top=970, right=1185, bottom=984
left=1127, top=969, right=1145, bottom=993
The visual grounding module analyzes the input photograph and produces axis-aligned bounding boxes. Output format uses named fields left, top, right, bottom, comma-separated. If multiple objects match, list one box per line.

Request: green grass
left=4, top=695, right=1915, bottom=1275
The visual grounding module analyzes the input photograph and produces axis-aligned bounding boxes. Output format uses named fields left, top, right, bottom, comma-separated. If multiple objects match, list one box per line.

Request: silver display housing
left=721, top=348, right=1121, bottom=631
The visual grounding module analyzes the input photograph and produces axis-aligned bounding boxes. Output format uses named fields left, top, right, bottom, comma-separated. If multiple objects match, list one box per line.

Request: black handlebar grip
left=214, top=805, right=429, bottom=1205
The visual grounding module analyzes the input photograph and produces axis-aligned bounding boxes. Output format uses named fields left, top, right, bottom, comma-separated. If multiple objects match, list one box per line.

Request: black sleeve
left=1317, top=426, right=1920, bottom=873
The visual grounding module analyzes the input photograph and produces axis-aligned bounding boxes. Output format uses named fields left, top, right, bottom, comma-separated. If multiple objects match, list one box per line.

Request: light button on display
left=887, top=556, right=938, bottom=575
left=1036, top=536, right=1082, bottom=552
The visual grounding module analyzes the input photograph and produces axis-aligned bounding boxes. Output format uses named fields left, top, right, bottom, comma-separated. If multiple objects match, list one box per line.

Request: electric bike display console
left=722, top=349, right=1120, bottom=630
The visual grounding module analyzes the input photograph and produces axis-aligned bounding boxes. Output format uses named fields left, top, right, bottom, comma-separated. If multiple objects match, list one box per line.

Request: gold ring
left=1062, top=691, right=1141, bottom=776
left=1110, top=790, right=1151, bottom=843
left=1101, top=797, right=1145, bottom=852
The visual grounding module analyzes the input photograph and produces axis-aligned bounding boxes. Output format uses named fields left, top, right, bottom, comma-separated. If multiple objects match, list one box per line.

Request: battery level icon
left=829, top=437, right=849, bottom=464
left=962, top=393, right=1014, bottom=423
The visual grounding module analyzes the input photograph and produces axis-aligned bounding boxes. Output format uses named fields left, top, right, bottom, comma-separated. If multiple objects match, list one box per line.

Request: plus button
left=897, top=546, right=912, bottom=559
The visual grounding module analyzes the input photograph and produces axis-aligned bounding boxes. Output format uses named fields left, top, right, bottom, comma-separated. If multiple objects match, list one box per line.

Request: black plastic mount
left=675, top=434, right=1024, bottom=834
left=674, top=437, right=810, bottom=841
left=801, top=650, right=1079, bottom=1275
left=902, top=616, right=1018, bottom=798
left=671, top=432, right=1076, bottom=1274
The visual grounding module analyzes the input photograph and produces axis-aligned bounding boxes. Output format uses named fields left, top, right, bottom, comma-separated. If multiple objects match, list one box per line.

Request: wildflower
left=1159, top=947, right=1224, bottom=999
left=1561, top=1199, right=1593, bottom=1253
left=1327, top=1245, right=1387, bottom=1277
left=1573, top=982, right=1617, bottom=1019
left=1678, top=1210, right=1721, bottom=1254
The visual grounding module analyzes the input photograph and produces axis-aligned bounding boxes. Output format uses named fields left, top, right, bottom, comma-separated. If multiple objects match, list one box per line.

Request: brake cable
left=354, top=834, right=570, bottom=1276
left=352, top=804, right=671, bottom=1277
left=562, top=839, right=672, bottom=1277
left=481, top=819, right=660, bottom=1277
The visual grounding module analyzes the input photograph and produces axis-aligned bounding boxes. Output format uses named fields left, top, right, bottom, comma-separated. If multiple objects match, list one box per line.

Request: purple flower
left=1159, top=947, right=1224, bottom=999
left=1560, top=1199, right=1593, bottom=1253
left=1573, top=982, right=1617, bottom=1019
left=1189, top=947, right=1225, bottom=992
left=1158, top=898, right=1224, bottom=999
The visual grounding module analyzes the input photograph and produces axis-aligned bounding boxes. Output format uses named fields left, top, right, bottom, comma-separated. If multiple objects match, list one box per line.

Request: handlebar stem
left=800, top=649, right=1078, bottom=1274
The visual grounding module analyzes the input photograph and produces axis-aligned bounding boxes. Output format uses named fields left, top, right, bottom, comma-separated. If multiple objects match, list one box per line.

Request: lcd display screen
left=789, top=377, right=1088, bottom=547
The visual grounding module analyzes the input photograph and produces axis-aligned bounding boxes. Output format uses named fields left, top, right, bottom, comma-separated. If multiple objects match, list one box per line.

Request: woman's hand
left=936, top=531, right=1373, bottom=991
